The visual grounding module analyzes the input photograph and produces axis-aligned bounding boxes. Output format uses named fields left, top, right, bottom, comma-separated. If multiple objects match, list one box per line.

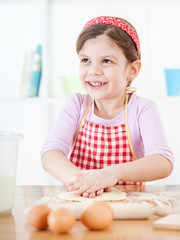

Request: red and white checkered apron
left=70, top=97, right=143, bottom=185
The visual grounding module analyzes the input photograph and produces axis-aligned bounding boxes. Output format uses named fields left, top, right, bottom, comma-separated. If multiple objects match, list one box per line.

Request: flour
left=26, top=190, right=178, bottom=207
left=129, top=191, right=178, bottom=206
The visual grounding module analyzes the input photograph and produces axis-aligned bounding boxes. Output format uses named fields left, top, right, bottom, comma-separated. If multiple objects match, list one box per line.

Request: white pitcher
left=0, top=131, right=23, bottom=215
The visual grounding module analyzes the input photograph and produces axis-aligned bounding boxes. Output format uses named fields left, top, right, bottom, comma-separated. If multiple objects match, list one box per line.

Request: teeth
left=89, top=82, right=105, bottom=86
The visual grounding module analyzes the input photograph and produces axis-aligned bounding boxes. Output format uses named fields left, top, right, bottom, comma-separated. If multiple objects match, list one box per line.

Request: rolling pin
left=46, top=202, right=173, bottom=220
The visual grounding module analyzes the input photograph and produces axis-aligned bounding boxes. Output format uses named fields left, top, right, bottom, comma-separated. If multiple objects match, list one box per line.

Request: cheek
left=79, top=73, right=84, bottom=84
left=78, top=71, right=86, bottom=88
left=79, top=67, right=86, bottom=81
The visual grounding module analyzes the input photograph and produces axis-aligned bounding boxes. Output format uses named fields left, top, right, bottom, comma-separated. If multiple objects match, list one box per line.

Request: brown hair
left=76, top=18, right=140, bottom=62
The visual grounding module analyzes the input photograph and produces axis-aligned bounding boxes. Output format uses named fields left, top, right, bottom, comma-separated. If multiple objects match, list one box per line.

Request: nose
left=88, top=63, right=102, bottom=75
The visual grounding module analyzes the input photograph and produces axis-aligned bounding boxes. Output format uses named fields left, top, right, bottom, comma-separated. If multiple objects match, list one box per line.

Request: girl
left=41, top=16, right=173, bottom=198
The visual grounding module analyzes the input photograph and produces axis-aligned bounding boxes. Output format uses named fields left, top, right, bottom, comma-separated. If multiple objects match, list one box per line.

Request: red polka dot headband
left=82, top=16, right=141, bottom=59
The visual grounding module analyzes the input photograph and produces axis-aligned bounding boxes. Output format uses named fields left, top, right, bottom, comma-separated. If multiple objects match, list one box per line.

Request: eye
left=81, top=58, right=90, bottom=63
left=102, top=59, right=112, bottom=64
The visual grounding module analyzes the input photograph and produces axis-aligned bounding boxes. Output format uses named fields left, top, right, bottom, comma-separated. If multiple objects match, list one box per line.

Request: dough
left=58, top=190, right=127, bottom=202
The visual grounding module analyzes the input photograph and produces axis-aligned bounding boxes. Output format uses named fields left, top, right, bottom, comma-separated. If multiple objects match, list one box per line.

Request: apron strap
left=74, top=98, right=93, bottom=145
left=125, top=87, right=137, bottom=160
left=125, top=94, right=136, bottom=160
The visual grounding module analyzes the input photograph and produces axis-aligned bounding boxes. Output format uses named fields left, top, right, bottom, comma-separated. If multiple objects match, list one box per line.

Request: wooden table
left=1, top=185, right=180, bottom=240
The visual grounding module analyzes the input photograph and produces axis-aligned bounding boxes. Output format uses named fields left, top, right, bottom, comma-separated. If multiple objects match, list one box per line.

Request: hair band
left=82, top=16, right=140, bottom=59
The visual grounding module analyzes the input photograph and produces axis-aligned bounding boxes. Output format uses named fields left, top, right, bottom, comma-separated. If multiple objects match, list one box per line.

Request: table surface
left=1, top=185, right=180, bottom=240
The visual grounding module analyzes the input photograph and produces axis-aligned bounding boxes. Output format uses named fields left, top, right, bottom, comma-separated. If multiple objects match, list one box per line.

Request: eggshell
left=48, top=208, right=76, bottom=234
left=93, top=202, right=114, bottom=218
left=27, top=205, right=51, bottom=229
left=80, top=202, right=113, bottom=230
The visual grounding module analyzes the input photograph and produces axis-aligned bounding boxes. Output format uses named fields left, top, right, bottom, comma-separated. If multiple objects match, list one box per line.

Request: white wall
left=0, top=0, right=180, bottom=185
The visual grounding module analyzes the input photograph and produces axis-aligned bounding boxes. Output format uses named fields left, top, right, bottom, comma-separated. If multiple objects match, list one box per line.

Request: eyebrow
left=101, top=55, right=118, bottom=60
left=79, top=54, right=88, bottom=58
left=79, top=54, right=118, bottom=60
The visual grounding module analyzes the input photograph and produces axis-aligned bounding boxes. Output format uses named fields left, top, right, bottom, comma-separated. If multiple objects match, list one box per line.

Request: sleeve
left=40, top=93, right=83, bottom=157
left=138, top=99, right=174, bottom=169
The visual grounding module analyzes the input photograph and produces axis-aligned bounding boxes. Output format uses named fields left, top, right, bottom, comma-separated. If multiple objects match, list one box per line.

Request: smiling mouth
left=88, top=82, right=106, bottom=87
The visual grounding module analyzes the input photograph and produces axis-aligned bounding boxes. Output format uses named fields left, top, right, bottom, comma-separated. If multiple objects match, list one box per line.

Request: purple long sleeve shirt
left=41, top=93, right=174, bottom=169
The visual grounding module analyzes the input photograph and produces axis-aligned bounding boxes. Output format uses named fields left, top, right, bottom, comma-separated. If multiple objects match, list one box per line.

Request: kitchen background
left=0, top=0, right=180, bottom=185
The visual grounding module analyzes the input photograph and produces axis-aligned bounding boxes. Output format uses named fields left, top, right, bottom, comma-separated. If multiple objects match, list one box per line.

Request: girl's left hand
left=66, top=166, right=118, bottom=195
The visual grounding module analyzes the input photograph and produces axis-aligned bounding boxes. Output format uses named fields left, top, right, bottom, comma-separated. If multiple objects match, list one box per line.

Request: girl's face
left=78, top=34, right=131, bottom=101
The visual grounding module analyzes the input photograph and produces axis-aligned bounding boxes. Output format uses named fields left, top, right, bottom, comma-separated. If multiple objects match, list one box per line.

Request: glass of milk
left=0, top=131, right=23, bottom=215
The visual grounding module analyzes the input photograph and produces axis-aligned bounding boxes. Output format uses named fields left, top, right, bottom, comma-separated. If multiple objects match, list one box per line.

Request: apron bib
left=70, top=93, right=143, bottom=185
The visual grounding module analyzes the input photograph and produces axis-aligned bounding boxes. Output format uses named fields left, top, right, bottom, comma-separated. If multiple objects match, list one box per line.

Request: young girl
left=41, top=16, right=173, bottom=198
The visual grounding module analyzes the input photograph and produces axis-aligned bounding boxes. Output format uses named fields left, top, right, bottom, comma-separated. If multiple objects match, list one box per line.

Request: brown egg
left=93, top=202, right=114, bottom=218
left=80, top=202, right=113, bottom=230
left=48, top=208, right=76, bottom=234
left=27, top=205, right=51, bottom=229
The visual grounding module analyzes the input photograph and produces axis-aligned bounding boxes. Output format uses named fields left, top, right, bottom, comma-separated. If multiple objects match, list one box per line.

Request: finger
left=82, top=192, right=89, bottom=198
left=96, top=189, right=104, bottom=196
left=88, top=192, right=96, bottom=198
left=66, top=183, right=73, bottom=191
left=75, top=182, right=94, bottom=194
left=74, top=191, right=90, bottom=198
left=86, top=182, right=101, bottom=194
left=66, top=181, right=74, bottom=187
left=73, top=191, right=82, bottom=196
left=64, top=183, right=68, bottom=190
left=66, top=181, right=83, bottom=191
left=104, top=187, right=112, bottom=192
left=66, top=174, right=85, bottom=188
